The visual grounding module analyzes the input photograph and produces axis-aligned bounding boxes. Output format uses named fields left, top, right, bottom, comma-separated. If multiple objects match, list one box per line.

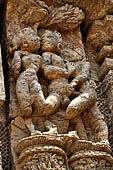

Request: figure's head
left=22, top=54, right=42, bottom=72
left=19, top=28, right=40, bottom=53
left=41, top=30, right=63, bottom=54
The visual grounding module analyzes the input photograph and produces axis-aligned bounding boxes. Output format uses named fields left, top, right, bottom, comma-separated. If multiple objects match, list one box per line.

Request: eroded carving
left=4, top=0, right=113, bottom=169
left=46, top=4, right=85, bottom=31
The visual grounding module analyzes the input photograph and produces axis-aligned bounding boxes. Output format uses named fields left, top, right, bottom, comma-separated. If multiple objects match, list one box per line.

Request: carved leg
left=71, top=115, right=88, bottom=140
left=16, top=78, right=32, bottom=117
left=24, top=117, right=41, bottom=135
left=30, top=80, right=45, bottom=114
left=30, top=80, right=61, bottom=116
left=65, top=92, right=96, bottom=120
left=43, top=120, right=58, bottom=135
left=90, top=105, right=109, bottom=143
left=24, top=117, right=35, bottom=134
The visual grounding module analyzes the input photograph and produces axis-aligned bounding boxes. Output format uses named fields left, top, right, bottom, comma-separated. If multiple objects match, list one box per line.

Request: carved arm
left=42, top=65, right=69, bottom=79
left=70, top=62, right=90, bottom=88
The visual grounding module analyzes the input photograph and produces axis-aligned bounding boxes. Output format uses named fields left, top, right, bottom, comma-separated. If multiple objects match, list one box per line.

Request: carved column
left=15, top=135, right=68, bottom=170
left=68, top=140, right=113, bottom=169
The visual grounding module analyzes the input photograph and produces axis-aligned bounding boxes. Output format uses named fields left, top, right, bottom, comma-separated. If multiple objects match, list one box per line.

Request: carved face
left=41, top=30, right=63, bottom=54
left=19, top=28, right=41, bottom=53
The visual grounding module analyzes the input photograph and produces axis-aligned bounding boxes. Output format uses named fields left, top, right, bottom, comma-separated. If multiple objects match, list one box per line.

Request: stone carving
left=43, top=0, right=113, bottom=28
left=85, top=13, right=113, bottom=156
left=12, top=51, right=42, bottom=113
left=3, top=0, right=113, bottom=169
left=98, top=58, right=113, bottom=80
left=19, top=0, right=49, bottom=28
left=10, top=27, right=43, bottom=134
left=96, top=43, right=113, bottom=64
left=86, top=15, right=113, bottom=55
left=46, top=4, right=85, bottom=31
left=41, top=30, right=63, bottom=54
left=69, top=158, right=113, bottom=170
left=10, top=27, right=41, bottom=54
left=64, top=61, right=109, bottom=143
left=12, top=51, right=43, bottom=134
left=15, top=133, right=79, bottom=170
left=68, top=140, right=113, bottom=170
left=21, top=153, right=66, bottom=170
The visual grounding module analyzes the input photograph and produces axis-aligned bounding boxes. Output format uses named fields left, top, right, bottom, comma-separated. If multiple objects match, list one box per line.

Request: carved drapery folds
left=4, top=0, right=113, bottom=169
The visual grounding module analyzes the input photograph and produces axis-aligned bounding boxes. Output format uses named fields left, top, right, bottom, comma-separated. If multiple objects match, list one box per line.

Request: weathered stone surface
left=43, top=0, right=113, bottom=28
left=69, top=156, right=113, bottom=170
left=15, top=133, right=79, bottom=170
left=68, top=140, right=113, bottom=169
left=90, top=62, right=99, bottom=81
left=96, top=44, right=113, bottom=64
left=61, top=27, right=86, bottom=62
left=74, top=0, right=113, bottom=28
left=98, top=58, right=113, bottom=80
left=86, top=15, right=113, bottom=54
left=41, top=30, right=63, bottom=54
left=46, top=4, right=85, bottom=31
left=3, top=0, right=113, bottom=169
left=5, top=0, right=49, bottom=57
left=10, top=27, right=41, bottom=54
left=10, top=116, right=29, bottom=164
left=0, top=46, right=5, bottom=106
left=48, top=111, right=69, bottom=134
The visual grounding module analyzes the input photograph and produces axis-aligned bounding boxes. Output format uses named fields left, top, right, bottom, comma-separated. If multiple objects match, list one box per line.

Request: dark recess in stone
left=0, top=1, right=12, bottom=170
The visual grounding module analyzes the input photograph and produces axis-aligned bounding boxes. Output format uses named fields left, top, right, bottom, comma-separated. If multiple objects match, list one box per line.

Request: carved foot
left=31, top=130, right=42, bottom=136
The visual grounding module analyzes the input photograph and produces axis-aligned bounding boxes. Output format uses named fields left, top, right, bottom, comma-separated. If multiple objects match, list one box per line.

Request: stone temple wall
left=0, top=0, right=113, bottom=169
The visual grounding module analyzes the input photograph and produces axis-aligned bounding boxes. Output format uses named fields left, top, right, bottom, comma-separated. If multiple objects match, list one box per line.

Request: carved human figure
left=65, top=61, right=109, bottom=143
left=10, top=27, right=40, bottom=54
left=36, top=30, right=75, bottom=116
left=12, top=51, right=43, bottom=134
left=41, top=30, right=63, bottom=55
left=30, top=51, right=74, bottom=118
left=11, top=27, right=44, bottom=134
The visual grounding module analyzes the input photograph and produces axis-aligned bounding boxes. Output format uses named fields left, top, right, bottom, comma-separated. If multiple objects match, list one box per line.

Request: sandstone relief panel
left=0, top=0, right=113, bottom=169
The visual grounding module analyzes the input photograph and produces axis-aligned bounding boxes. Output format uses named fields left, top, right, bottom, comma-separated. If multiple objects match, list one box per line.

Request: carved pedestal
left=15, top=135, right=67, bottom=170
left=68, top=140, right=113, bottom=170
